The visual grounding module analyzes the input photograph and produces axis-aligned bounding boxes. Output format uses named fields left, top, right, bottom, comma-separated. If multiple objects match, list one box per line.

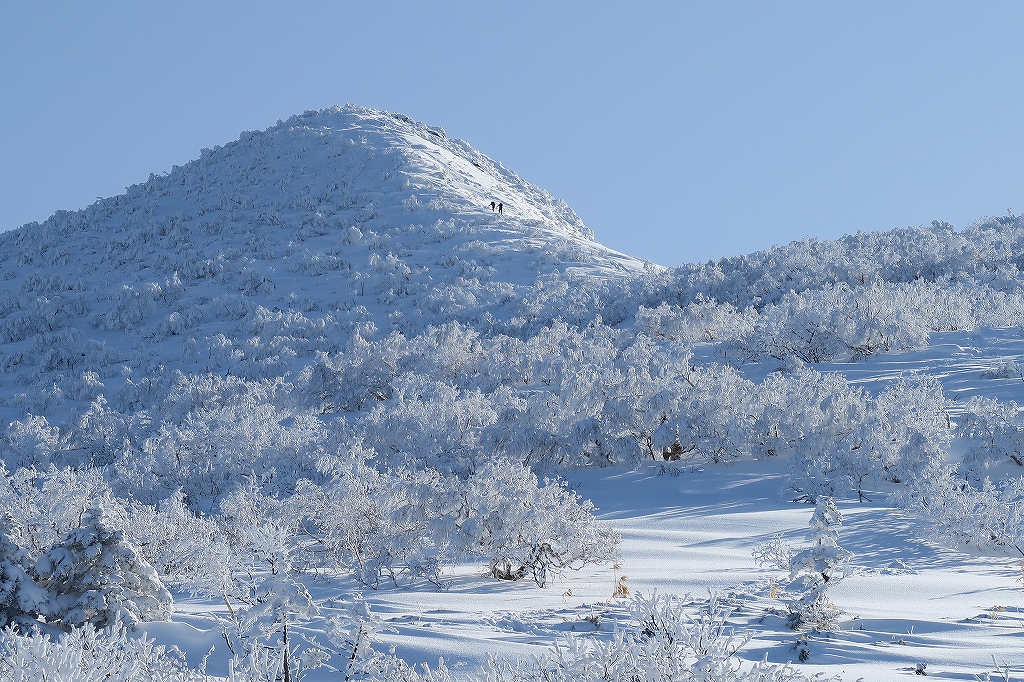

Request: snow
left=0, top=105, right=1023, bottom=681
left=128, top=456, right=1024, bottom=680
left=0, top=105, right=660, bottom=426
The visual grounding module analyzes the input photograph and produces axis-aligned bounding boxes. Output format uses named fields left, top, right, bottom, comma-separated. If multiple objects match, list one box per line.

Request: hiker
left=490, top=201, right=496, bottom=212
left=498, top=202, right=503, bottom=215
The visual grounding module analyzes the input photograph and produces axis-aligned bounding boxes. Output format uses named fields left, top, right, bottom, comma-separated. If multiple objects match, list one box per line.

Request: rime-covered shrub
left=0, top=619, right=205, bottom=682
left=869, top=375, right=952, bottom=485
left=358, top=375, right=498, bottom=475
left=298, top=336, right=404, bottom=413
left=104, top=282, right=167, bottom=332
left=236, top=459, right=619, bottom=590
left=958, top=395, right=1024, bottom=475
left=2, top=414, right=63, bottom=470
left=478, top=593, right=823, bottom=682
left=730, top=282, right=932, bottom=363
left=129, top=395, right=329, bottom=505
left=466, top=460, right=619, bottom=586
left=779, top=370, right=951, bottom=499
left=634, top=298, right=756, bottom=343
left=0, top=483, right=174, bottom=630
left=71, top=395, right=136, bottom=467
left=0, top=516, right=50, bottom=629
left=0, top=464, right=122, bottom=554
left=120, top=490, right=228, bottom=591
left=897, top=469, right=1024, bottom=551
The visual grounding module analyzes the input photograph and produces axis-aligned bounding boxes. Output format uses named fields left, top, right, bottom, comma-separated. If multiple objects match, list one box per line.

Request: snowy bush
left=779, top=370, right=951, bottom=500
left=120, top=490, right=228, bottom=591
left=220, top=571, right=321, bottom=682
left=959, top=395, right=1024, bottom=474
left=0, top=465, right=122, bottom=554
left=752, top=533, right=793, bottom=574
left=0, top=516, right=49, bottom=629
left=868, top=374, right=952, bottom=486
left=0, top=487, right=173, bottom=631
left=279, top=459, right=618, bottom=589
left=132, top=395, right=328, bottom=504
left=478, top=593, right=826, bottom=682
left=466, top=460, right=620, bottom=586
left=358, top=375, right=498, bottom=475
left=104, top=282, right=166, bottom=332
left=2, top=414, right=63, bottom=470
left=634, top=298, right=756, bottom=343
left=0, top=619, right=205, bottom=682
left=730, top=282, right=932, bottom=363
left=897, top=468, right=1024, bottom=552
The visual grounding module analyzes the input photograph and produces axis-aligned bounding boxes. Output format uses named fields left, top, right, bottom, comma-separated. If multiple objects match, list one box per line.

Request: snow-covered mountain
left=0, top=105, right=657, bottom=425
left=3, top=106, right=1024, bottom=681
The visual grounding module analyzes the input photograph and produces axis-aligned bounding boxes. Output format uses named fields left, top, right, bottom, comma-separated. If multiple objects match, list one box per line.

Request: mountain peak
left=168, top=104, right=595, bottom=243
left=0, top=106, right=655, bottom=426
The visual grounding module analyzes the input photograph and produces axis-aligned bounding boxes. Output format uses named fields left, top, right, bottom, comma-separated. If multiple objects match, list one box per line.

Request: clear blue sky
left=3, top=2, right=1024, bottom=266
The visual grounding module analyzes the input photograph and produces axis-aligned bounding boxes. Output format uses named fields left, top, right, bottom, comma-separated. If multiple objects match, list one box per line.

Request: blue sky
left=3, top=2, right=1023, bottom=266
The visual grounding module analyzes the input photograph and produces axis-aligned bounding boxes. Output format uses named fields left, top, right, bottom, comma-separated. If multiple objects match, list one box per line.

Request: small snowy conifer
left=786, top=496, right=852, bottom=631
left=32, top=506, right=172, bottom=628
left=0, top=515, right=52, bottom=628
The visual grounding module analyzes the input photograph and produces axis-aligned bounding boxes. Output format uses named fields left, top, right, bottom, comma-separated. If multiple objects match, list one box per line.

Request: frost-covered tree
left=120, top=489, right=229, bottom=591
left=276, top=458, right=618, bottom=589
left=786, top=497, right=852, bottom=631
left=465, top=460, right=620, bottom=586
left=0, top=464, right=123, bottom=556
left=897, top=468, right=1024, bottom=552
left=0, top=515, right=50, bottom=628
left=32, top=506, right=172, bottom=628
left=2, top=414, right=64, bottom=470
left=214, top=489, right=324, bottom=682
left=778, top=369, right=951, bottom=500
left=0, top=619, right=205, bottom=682
left=232, top=574, right=320, bottom=682
left=959, top=395, right=1024, bottom=476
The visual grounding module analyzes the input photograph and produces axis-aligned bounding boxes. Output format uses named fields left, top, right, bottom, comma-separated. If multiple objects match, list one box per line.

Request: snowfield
left=0, top=106, right=1022, bottom=681
left=145, top=453, right=1024, bottom=681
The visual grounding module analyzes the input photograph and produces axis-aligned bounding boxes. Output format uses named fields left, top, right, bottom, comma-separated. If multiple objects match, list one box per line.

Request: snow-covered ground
left=140, top=325, right=1024, bottom=680
left=2, top=106, right=1023, bottom=681
left=142, top=451, right=1023, bottom=681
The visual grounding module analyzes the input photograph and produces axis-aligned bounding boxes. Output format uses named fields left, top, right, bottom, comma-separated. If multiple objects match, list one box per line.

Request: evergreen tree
left=0, top=515, right=51, bottom=628
left=32, top=506, right=172, bottom=628
left=786, top=496, right=852, bottom=631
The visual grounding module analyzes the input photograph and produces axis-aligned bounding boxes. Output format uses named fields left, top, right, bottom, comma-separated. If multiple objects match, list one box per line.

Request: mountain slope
left=0, top=105, right=658, bottom=425
left=3, top=107, right=1024, bottom=681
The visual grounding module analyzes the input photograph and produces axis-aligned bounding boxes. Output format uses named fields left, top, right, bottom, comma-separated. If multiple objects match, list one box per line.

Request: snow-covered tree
left=897, top=468, right=1024, bottom=552
left=785, top=497, right=852, bottom=631
left=464, top=460, right=620, bottom=586
left=120, top=489, right=229, bottom=591
left=958, top=395, right=1024, bottom=476
left=32, top=506, right=172, bottom=628
left=0, top=515, right=51, bottom=628
left=0, top=619, right=205, bottom=682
